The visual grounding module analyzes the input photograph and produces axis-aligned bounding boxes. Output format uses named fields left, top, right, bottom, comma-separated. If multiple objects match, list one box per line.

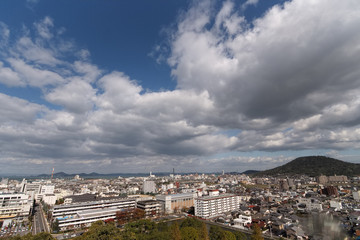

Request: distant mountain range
left=253, top=156, right=360, bottom=177
left=35, top=171, right=172, bottom=179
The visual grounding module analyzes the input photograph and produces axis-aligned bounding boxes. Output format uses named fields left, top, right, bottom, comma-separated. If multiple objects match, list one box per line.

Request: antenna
left=51, top=168, right=54, bottom=181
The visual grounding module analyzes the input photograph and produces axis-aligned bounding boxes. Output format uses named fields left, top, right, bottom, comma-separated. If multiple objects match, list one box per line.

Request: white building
left=0, top=193, right=32, bottom=221
left=53, top=198, right=136, bottom=230
left=143, top=181, right=156, bottom=194
left=195, top=194, right=240, bottom=219
left=40, top=185, right=55, bottom=195
left=42, top=194, right=57, bottom=206
left=35, top=185, right=55, bottom=203
left=353, top=191, right=360, bottom=201
left=234, top=215, right=252, bottom=229
left=297, top=198, right=322, bottom=212
left=330, top=200, right=342, bottom=211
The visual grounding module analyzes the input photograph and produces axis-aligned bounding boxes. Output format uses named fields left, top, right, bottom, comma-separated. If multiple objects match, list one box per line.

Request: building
left=279, top=179, right=289, bottom=191
left=36, top=185, right=56, bottom=205
left=40, top=185, right=55, bottom=195
left=297, top=198, right=322, bottom=212
left=329, top=200, right=342, bottom=211
left=156, top=193, right=196, bottom=213
left=320, top=186, right=339, bottom=196
left=317, top=175, right=348, bottom=184
left=0, top=193, right=32, bottom=221
left=52, top=198, right=136, bottom=230
left=42, top=194, right=57, bottom=206
left=194, top=193, right=240, bottom=219
left=233, top=215, right=252, bottom=229
left=136, top=200, right=161, bottom=217
left=143, top=181, right=156, bottom=194
left=353, top=190, right=360, bottom=201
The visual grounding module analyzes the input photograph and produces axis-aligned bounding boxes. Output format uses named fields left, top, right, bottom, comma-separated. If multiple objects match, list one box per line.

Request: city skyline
left=1, top=0, right=360, bottom=175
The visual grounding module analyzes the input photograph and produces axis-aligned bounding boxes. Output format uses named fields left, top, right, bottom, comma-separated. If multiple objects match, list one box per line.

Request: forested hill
left=253, top=156, right=360, bottom=177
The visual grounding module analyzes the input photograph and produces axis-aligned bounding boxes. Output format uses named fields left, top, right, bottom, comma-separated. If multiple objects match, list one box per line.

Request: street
left=33, top=204, right=49, bottom=235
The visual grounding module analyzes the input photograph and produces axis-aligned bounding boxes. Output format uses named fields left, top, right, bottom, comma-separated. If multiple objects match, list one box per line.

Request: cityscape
left=0, top=158, right=360, bottom=239
left=1, top=0, right=360, bottom=239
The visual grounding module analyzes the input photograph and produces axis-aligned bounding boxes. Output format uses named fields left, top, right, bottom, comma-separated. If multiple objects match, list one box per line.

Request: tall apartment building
left=194, top=193, right=240, bottom=219
left=0, top=193, right=32, bottom=220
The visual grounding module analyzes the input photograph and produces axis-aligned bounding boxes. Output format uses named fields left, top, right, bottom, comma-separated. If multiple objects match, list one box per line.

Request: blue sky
left=0, top=0, right=360, bottom=175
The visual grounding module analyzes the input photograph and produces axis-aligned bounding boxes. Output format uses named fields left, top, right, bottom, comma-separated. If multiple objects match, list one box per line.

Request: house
left=233, top=215, right=252, bottom=229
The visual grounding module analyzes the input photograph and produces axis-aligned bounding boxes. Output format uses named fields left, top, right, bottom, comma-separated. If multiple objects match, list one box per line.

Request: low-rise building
left=53, top=198, right=136, bottom=230
left=137, top=200, right=161, bottom=217
left=156, top=193, right=196, bottom=213
left=297, top=198, right=322, bottom=212
left=234, top=215, right=252, bottom=229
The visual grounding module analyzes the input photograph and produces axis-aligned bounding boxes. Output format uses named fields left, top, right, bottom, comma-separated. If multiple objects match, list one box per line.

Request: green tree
left=170, top=222, right=181, bottom=240
left=140, top=231, right=172, bottom=240
left=181, top=227, right=199, bottom=240
left=6, top=232, right=55, bottom=240
left=51, top=218, right=60, bottom=233
left=209, top=226, right=226, bottom=240
left=199, top=222, right=209, bottom=240
left=180, top=218, right=202, bottom=229
left=223, top=231, right=236, bottom=240
left=125, top=219, right=155, bottom=235
left=157, top=220, right=169, bottom=232
left=251, top=224, right=264, bottom=240
left=233, top=231, right=247, bottom=240
left=32, top=232, right=55, bottom=240
left=75, top=220, right=122, bottom=240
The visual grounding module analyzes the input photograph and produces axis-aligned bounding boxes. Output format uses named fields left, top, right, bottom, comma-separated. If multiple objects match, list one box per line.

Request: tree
left=133, top=208, right=145, bottom=220
left=251, top=224, right=264, bottom=240
left=209, top=226, right=226, bottom=240
left=180, top=218, right=202, bottom=229
left=223, top=231, right=236, bottom=240
left=170, top=222, right=181, bottom=240
left=157, top=220, right=169, bottom=232
left=181, top=227, right=199, bottom=240
left=75, top=220, right=122, bottom=240
left=233, top=231, right=247, bottom=240
left=125, top=219, right=156, bottom=235
left=51, top=218, right=60, bottom=233
left=116, top=208, right=145, bottom=225
left=32, top=232, right=56, bottom=240
left=199, top=222, right=209, bottom=240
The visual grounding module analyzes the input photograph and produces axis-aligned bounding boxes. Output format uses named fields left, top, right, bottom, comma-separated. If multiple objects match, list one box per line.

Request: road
left=33, top=204, right=49, bottom=235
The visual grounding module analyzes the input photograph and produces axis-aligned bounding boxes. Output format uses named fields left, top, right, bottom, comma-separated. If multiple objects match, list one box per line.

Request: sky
left=0, top=0, right=360, bottom=175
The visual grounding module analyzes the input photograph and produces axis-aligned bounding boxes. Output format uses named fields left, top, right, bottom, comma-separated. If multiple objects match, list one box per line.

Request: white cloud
left=8, top=58, right=66, bottom=87
left=241, top=0, right=259, bottom=10
left=45, top=79, right=96, bottom=113
left=0, top=61, right=23, bottom=86
left=34, top=17, right=54, bottom=40
left=1, top=0, right=360, bottom=174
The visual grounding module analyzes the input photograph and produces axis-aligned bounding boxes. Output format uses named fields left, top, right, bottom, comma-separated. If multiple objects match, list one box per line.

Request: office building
left=136, top=200, right=161, bottom=217
left=53, top=198, right=136, bottom=230
left=0, top=193, right=32, bottom=220
left=156, top=193, right=196, bottom=213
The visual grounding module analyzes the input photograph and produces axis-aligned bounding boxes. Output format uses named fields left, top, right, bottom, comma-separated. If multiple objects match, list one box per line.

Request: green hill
left=254, top=156, right=360, bottom=177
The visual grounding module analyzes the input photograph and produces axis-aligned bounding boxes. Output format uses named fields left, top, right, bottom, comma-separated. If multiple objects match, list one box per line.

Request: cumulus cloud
left=1, top=0, right=360, bottom=174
